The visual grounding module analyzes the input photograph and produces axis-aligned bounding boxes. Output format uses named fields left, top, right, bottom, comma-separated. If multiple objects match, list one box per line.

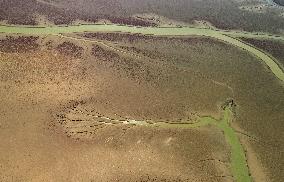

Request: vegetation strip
left=1, top=24, right=284, bottom=81
left=127, top=106, right=251, bottom=182
left=214, top=107, right=251, bottom=182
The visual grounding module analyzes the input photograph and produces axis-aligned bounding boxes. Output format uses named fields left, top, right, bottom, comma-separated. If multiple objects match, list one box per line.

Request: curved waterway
left=1, top=24, right=284, bottom=81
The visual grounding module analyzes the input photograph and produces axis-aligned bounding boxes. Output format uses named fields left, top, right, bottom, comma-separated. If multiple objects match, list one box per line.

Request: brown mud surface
left=0, top=35, right=232, bottom=181
left=1, top=32, right=284, bottom=181
left=80, top=32, right=284, bottom=181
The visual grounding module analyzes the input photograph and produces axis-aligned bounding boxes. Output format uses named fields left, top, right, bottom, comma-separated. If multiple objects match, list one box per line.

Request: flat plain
left=1, top=0, right=284, bottom=182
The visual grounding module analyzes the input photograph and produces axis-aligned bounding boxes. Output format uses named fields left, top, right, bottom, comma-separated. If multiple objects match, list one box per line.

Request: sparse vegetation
left=56, top=42, right=83, bottom=58
left=92, top=44, right=119, bottom=60
left=0, top=36, right=232, bottom=181
left=1, top=1, right=284, bottom=181
left=0, top=36, right=39, bottom=53
left=1, top=0, right=284, bottom=33
left=239, top=37, right=284, bottom=67
left=85, top=33, right=284, bottom=181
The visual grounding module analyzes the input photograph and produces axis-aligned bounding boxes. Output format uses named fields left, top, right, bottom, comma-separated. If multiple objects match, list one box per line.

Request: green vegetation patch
left=216, top=108, right=251, bottom=182
left=151, top=105, right=251, bottom=182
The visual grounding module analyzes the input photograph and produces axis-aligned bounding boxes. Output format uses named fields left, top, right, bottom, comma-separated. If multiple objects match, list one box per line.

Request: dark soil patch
left=83, top=32, right=152, bottom=43
left=273, top=0, right=284, bottom=6
left=56, top=42, right=83, bottom=58
left=119, top=45, right=160, bottom=59
left=1, top=0, right=284, bottom=33
left=0, top=0, right=156, bottom=26
left=82, top=32, right=224, bottom=45
left=239, top=37, right=284, bottom=66
left=91, top=45, right=119, bottom=61
left=0, top=36, right=39, bottom=53
left=0, top=0, right=82, bottom=25
left=100, top=16, right=157, bottom=27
